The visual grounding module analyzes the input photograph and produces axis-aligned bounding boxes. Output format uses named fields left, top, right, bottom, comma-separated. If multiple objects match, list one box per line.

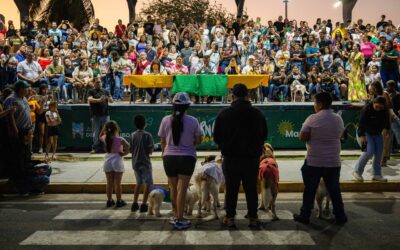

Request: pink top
left=300, top=110, right=344, bottom=167
left=360, top=42, right=375, bottom=58
left=100, top=135, right=124, bottom=153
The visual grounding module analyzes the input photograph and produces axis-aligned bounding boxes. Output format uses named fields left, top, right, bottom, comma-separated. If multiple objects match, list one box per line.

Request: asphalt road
left=0, top=193, right=399, bottom=249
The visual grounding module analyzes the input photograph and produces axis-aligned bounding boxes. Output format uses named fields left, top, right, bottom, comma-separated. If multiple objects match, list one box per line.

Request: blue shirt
left=4, top=93, right=32, bottom=130
left=146, top=49, right=157, bottom=62
left=15, top=53, right=25, bottom=62
left=149, top=186, right=170, bottom=202
left=306, top=46, right=320, bottom=66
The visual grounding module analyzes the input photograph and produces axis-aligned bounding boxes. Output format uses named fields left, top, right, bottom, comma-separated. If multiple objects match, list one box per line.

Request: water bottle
left=279, top=93, right=284, bottom=102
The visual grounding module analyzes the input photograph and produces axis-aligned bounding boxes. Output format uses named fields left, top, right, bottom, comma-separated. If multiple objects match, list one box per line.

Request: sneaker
left=222, top=216, right=237, bottom=229
left=67, top=99, right=74, bottom=104
left=89, top=150, right=97, bottom=154
left=38, top=148, right=43, bottom=154
left=352, top=171, right=364, bottom=182
left=174, top=219, right=191, bottom=230
left=293, top=214, right=310, bottom=225
left=131, top=202, right=139, bottom=212
left=115, top=200, right=127, bottom=208
left=372, top=175, right=388, bottom=182
left=169, top=216, right=178, bottom=225
left=140, top=203, right=148, bottom=213
left=106, top=199, right=115, bottom=208
left=248, top=218, right=261, bottom=229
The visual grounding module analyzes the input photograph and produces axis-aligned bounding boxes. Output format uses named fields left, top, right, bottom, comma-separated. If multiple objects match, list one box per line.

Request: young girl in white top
left=45, top=101, right=62, bottom=161
left=100, top=120, right=130, bottom=208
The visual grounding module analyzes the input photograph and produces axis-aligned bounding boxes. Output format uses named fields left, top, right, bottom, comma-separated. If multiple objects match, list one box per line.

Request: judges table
left=123, top=74, right=270, bottom=96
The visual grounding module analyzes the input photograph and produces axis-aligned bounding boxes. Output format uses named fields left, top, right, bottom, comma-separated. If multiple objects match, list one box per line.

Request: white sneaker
left=372, top=175, right=387, bottom=182
left=352, top=171, right=364, bottom=182
left=38, top=148, right=43, bottom=154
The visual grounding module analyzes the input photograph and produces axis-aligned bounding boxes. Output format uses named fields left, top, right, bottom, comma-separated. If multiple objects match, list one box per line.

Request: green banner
left=58, top=104, right=361, bottom=150
left=172, top=75, right=198, bottom=95
left=198, top=75, right=228, bottom=96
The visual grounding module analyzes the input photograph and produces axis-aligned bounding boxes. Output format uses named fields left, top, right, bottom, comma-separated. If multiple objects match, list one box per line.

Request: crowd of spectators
left=0, top=14, right=399, bottom=104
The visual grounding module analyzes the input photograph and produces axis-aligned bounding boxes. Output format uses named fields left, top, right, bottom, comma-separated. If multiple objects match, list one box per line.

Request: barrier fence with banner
left=59, top=103, right=361, bottom=150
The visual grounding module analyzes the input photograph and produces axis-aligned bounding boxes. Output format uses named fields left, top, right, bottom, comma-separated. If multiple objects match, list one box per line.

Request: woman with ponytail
left=100, top=120, right=130, bottom=208
left=158, top=92, right=203, bottom=230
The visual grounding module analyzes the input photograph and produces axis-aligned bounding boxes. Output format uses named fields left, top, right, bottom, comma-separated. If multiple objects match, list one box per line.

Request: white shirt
left=17, top=60, right=42, bottom=80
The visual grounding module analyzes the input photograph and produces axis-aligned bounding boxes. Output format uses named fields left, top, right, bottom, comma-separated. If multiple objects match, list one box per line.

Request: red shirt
left=115, top=24, right=126, bottom=38
left=38, top=57, right=52, bottom=70
left=136, top=60, right=151, bottom=75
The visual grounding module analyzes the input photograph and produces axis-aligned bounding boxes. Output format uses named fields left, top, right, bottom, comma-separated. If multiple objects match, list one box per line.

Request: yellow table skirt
left=227, top=75, right=270, bottom=89
left=123, top=75, right=174, bottom=88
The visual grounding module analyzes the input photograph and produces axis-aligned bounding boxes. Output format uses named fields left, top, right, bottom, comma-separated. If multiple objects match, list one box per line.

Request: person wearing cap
left=293, top=92, right=347, bottom=225
left=214, top=84, right=268, bottom=228
left=158, top=92, right=203, bottom=230
left=353, top=96, right=390, bottom=183
left=145, top=41, right=157, bottom=62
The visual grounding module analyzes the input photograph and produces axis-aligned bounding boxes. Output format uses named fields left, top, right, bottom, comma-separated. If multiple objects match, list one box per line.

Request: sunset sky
left=3, top=0, right=400, bottom=30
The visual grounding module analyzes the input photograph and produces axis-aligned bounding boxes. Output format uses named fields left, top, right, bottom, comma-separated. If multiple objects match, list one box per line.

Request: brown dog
left=258, top=144, right=279, bottom=221
left=315, top=178, right=331, bottom=218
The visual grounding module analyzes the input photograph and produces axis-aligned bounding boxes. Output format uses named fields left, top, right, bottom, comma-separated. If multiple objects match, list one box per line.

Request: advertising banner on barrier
left=59, top=104, right=361, bottom=150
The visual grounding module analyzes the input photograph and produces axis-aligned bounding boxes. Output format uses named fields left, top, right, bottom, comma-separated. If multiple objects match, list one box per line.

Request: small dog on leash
left=315, top=178, right=331, bottom=219
left=194, top=155, right=224, bottom=219
left=258, top=144, right=279, bottom=221
left=185, top=186, right=199, bottom=216
left=290, top=80, right=308, bottom=102
left=148, top=186, right=170, bottom=217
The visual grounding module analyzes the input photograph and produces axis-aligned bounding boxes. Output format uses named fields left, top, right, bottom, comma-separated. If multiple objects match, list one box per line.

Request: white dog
left=148, top=186, right=170, bottom=217
left=185, top=186, right=199, bottom=216
left=194, top=156, right=225, bottom=219
left=315, top=178, right=331, bottom=219
left=290, top=80, right=308, bottom=102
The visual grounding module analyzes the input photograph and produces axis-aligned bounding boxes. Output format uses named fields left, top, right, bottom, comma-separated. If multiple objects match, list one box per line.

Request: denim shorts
left=163, top=155, right=196, bottom=177
left=133, top=165, right=153, bottom=185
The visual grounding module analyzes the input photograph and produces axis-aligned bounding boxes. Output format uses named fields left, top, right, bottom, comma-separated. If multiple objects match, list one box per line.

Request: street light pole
left=283, top=0, right=289, bottom=20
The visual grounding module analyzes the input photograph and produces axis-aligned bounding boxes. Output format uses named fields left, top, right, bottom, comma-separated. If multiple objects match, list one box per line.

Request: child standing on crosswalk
left=100, top=120, right=130, bottom=208
left=130, top=115, right=154, bottom=213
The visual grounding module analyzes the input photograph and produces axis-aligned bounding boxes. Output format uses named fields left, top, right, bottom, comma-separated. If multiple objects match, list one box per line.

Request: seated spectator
left=334, top=66, right=349, bottom=100
left=143, top=59, right=167, bottom=104
left=63, top=57, right=75, bottom=103
left=45, top=55, right=65, bottom=102
left=285, top=65, right=307, bottom=86
left=38, top=48, right=52, bottom=71
left=170, top=55, right=188, bottom=75
left=307, top=65, right=321, bottom=96
left=17, top=52, right=49, bottom=88
left=72, top=58, right=94, bottom=103
left=268, top=67, right=289, bottom=102
left=318, top=69, right=341, bottom=100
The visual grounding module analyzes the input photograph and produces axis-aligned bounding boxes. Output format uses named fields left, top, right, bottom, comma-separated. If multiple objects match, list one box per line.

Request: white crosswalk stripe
left=53, top=209, right=295, bottom=220
left=20, top=230, right=315, bottom=246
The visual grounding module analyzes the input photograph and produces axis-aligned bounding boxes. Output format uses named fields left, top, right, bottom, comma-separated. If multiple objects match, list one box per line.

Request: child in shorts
left=100, top=120, right=130, bottom=208
left=45, top=101, right=62, bottom=161
left=130, top=114, right=154, bottom=213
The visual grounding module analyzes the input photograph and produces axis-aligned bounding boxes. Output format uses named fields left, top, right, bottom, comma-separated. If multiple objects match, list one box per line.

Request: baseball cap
left=14, top=80, right=30, bottom=89
left=232, top=84, right=248, bottom=98
left=172, top=92, right=191, bottom=105
left=248, top=55, right=255, bottom=60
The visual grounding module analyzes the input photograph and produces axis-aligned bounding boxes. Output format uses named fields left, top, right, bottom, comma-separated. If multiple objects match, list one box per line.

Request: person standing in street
left=293, top=92, right=347, bottom=225
left=214, top=84, right=268, bottom=228
left=88, top=78, right=113, bottom=154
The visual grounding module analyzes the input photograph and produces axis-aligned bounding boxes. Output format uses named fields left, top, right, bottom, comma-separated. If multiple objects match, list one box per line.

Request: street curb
left=1, top=182, right=399, bottom=194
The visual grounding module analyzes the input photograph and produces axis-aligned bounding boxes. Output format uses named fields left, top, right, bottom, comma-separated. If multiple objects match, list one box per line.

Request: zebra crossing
left=19, top=204, right=316, bottom=246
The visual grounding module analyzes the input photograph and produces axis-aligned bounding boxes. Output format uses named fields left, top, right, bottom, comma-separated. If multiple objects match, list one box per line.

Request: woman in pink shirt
left=360, top=35, right=376, bottom=65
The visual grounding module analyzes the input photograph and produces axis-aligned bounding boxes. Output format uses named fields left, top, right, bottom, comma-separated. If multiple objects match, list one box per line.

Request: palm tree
left=13, top=0, right=42, bottom=23
left=235, top=0, right=245, bottom=18
left=342, top=0, right=358, bottom=23
left=127, top=0, right=138, bottom=22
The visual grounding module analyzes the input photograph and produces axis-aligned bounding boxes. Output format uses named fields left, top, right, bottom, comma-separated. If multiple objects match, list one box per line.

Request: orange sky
left=2, top=0, right=400, bottom=30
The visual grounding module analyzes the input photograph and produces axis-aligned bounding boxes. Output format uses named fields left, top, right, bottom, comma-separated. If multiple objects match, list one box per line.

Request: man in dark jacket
left=214, top=84, right=268, bottom=228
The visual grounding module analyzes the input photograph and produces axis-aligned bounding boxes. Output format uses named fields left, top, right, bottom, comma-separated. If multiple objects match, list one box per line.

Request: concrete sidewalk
left=2, top=156, right=398, bottom=193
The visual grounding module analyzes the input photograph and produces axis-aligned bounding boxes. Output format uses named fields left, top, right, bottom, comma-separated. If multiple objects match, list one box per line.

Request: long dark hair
left=103, top=120, right=119, bottom=153
left=172, top=104, right=190, bottom=146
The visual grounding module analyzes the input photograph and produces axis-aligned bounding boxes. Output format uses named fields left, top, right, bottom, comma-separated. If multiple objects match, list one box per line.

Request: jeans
left=31, top=78, right=50, bottom=88
left=223, top=157, right=259, bottom=219
left=63, top=82, right=73, bottom=100
left=354, top=133, right=384, bottom=176
left=392, top=119, right=400, bottom=145
left=113, top=72, right=124, bottom=100
left=102, top=73, right=112, bottom=92
left=0, top=67, right=17, bottom=89
left=91, top=115, right=109, bottom=152
left=308, top=83, right=317, bottom=95
left=49, top=75, right=65, bottom=100
left=268, top=84, right=288, bottom=100
left=299, top=161, right=346, bottom=220
left=318, top=82, right=341, bottom=100
left=221, top=60, right=230, bottom=74
left=380, top=68, right=399, bottom=90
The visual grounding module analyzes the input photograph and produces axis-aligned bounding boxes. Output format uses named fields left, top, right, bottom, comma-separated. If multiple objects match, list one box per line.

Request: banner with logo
left=59, top=104, right=361, bottom=150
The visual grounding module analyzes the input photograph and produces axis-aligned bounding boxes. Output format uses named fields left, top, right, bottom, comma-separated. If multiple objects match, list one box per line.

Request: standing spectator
left=214, top=84, right=268, bottom=228
left=387, top=80, right=400, bottom=150
left=158, top=92, right=203, bottom=230
left=145, top=41, right=157, bottom=62
left=130, top=115, right=154, bottom=213
left=348, top=44, right=368, bottom=102
left=293, top=92, right=347, bottom=225
left=0, top=45, right=18, bottom=88
left=115, top=19, right=127, bottom=38
left=380, top=41, right=399, bottom=89
left=353, top=96, right=390, bottom=182
left=88, top=78, right=113, bottom=154
left=48, top=22, right=62, bottom=47
left=45, top=101, right=61, bottom=161
left=360, top=35, right=376, bottom=64
left=100, top=120, right=130, bottom=208
left=180, top=40, right=193, bottom=68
